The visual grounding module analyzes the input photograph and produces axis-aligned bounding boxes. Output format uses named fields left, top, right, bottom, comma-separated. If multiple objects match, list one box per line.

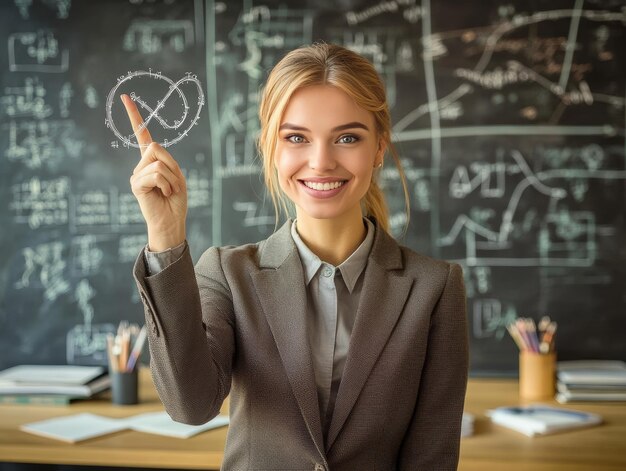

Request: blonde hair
left=257, top=42, right=409, bottom=233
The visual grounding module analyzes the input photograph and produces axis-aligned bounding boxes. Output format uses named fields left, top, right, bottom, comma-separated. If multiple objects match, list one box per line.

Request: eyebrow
left=279, top=121, right=370, bottom=132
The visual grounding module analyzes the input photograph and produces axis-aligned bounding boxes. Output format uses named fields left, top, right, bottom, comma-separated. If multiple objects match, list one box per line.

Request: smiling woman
left=258, top=43, right=409, bottom=237
left=273, top=85, right=385, bottom=263
left=128, top=42, right=469, bottom=470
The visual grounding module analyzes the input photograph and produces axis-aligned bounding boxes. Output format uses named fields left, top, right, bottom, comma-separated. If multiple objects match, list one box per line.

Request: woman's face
left=275, top=84, right=384, bottom=223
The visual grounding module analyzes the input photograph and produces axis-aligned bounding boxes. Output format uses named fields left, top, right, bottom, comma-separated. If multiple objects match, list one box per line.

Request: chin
left=297, top=201, right=359, bottom=222
left=300, top=209, right=344, bottom=221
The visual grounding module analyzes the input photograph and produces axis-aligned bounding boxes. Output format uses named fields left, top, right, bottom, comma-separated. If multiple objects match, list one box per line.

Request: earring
left=376, top=162, right=382, bottom=168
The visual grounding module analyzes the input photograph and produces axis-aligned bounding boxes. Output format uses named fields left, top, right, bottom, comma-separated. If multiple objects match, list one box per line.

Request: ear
left=375, top=137, right=387, bottom=167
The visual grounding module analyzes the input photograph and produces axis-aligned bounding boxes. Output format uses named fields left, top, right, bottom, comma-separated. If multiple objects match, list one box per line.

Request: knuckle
left=154, top=172, right=165, bottom=184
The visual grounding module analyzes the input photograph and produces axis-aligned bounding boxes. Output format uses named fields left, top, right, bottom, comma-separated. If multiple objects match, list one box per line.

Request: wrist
left=147, top=226, right=186, bottom=252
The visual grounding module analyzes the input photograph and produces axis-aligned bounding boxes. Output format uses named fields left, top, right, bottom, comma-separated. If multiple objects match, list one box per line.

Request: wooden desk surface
left=460, top=378, right=626, bottom=471
left=0, top=368, right=227, bottom=469
left=0, top=368, right=625, bottom=470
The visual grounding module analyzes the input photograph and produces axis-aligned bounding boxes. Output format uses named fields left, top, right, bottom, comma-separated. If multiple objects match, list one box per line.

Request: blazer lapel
left=250, top=221, right=325, bottom=457
left=326, top=226, right=413, bottom=451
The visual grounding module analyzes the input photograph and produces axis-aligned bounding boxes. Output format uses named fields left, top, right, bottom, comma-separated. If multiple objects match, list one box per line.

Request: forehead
left=281, top=85, right=375, bottom=129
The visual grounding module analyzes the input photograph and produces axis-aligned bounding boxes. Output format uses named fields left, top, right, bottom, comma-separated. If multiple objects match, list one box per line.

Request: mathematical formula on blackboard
left=1, top=0, right=624, bottom=374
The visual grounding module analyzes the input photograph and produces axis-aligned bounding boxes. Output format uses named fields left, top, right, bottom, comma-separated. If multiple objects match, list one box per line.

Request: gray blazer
left=134, top=219, right=468, bottom=470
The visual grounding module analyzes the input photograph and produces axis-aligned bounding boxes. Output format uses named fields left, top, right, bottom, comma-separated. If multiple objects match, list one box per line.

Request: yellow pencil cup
left=519, top=351, right=556, bottom=400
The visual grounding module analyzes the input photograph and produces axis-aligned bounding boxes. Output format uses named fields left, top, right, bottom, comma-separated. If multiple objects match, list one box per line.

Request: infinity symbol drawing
left=105, top=70, right=205, bottom=148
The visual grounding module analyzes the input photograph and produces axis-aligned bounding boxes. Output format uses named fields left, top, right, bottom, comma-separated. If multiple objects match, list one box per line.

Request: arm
left=124, top=94, right=232, bottom=425
left=133, top=245, right=234, bottom=425
left=397, top=262, right=469, bottom=470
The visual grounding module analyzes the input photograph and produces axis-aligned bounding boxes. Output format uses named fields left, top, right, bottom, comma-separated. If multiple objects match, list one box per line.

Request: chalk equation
left=105, top=69, right=205, bottom=149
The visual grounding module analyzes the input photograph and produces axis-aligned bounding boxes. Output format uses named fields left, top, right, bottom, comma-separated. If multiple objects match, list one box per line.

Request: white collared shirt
left=290, top=218, right=375, bottom=439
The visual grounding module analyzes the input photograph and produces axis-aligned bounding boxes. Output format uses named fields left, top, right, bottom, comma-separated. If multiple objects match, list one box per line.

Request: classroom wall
left=1, top=0, right=624, bottom=375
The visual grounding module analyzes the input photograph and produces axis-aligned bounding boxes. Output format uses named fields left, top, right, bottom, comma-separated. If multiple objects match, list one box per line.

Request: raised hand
left=122, top=94, right=188, bottom=251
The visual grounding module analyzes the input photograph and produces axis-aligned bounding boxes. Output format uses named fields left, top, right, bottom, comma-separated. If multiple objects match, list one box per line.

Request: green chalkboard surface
left=1, top=0, right=624, bottom=375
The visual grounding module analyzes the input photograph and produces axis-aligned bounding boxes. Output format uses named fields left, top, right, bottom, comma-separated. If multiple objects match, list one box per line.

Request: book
left=557, top=382, right=626, bottom=391
left=0, top=365, right=110, bottom=397
left=556, top=381, right=626, bottom=403
left=557, top=360, right=626, bottom=386
left=0, top=374, right=110, bottom=397
left=123, top=411, right=230, bottom=438
left=556, top=390, right=626, bottom=403
left=0, top=394, right=85, bottom=406
left=0, top=365, right=105, bottom=385
left=461, top=412, right=474, bottom=437
left=20, top=411, right=230, bottom=443
left=20, top=413, right=127, bottom=443
left=487, top=404, right=602, bottom=436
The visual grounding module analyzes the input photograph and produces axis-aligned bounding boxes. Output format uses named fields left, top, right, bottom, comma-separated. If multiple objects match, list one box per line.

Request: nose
left=308, top=143, right=336, bottom=171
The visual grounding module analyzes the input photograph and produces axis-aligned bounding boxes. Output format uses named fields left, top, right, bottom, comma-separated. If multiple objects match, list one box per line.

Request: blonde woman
left=126, top=43, right=468, bottom=470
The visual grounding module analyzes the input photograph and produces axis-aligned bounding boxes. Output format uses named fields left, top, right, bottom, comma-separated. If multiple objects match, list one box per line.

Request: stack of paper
left=124, top=412, right=230, bottom=439
left=20, top=411, right=230, bottom=443
left=20, top=413, right=127, bottom=443
left=556, top=360, right=626, bottom=403
left=487, top=404, right=602, bottom=436
left=461, top=412, right=474, bottom=437
left=0, top=365, right=110, bottom=404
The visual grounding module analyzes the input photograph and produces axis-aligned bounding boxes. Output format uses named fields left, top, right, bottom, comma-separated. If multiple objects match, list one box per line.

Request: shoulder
left=402, top=244, right=464, bottom=291
left=399, top=243, right=457, bottom=277
left=195, top=220, right=294, bottom=276
left=376, top=229, right=463, bottom=292
left=371, top=221, right=457, bottom=280
left=392, top=243, right=467, bottom=314
left=195, top=241, right=263, bottom=276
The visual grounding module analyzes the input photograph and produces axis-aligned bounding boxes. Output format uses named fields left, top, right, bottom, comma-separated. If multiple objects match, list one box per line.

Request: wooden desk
left=0, top=368, right=227, bottom=470
left=460, top=379, right=626, bottom=471
left=1, top=369, right=625, bottom=470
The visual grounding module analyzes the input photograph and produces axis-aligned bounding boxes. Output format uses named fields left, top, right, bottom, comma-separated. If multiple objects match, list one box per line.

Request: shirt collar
left=290, top=218, right=375, bottom=293
left=291, top=221, right=323, bottom=285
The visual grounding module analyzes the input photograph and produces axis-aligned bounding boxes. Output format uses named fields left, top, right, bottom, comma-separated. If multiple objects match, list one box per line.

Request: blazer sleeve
left=133, top=244, right=234, bottom=425
left=397, top=262, right=469, bottom=470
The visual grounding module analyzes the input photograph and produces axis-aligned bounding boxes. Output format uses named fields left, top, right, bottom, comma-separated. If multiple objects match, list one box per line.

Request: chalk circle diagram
left=105, top=70, right=205, bottom=149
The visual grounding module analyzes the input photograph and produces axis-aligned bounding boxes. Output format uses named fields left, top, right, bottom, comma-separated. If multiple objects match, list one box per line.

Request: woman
left=126, top=42, right=468, bottom=470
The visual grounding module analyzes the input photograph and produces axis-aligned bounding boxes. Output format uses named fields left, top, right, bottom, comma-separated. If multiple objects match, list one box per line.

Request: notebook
left=20, top=411, right=230, bottom=442
left=487, top=404, right=602, bottom=436
left=123, top=411, right=230, bottom=438
left=0, top=365, right=109, bottom=397
left=20, top=413, right=127, bottom=443
left=0, top=365, right=104, bottom=385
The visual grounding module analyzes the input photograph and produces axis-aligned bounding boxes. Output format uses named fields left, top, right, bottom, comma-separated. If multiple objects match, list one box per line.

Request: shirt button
left=314, top=464, right=326, bottom=471
left=322, top=266, right=333, bottom=277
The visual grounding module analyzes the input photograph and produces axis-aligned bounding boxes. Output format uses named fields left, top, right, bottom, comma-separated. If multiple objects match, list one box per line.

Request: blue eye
left=286, top=134, right=306, bottom=144
left=338, top=135, right=359, bottom=144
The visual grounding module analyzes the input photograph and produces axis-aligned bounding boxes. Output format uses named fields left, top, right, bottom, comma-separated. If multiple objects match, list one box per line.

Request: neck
left=294, top=208, right=366, bottom=266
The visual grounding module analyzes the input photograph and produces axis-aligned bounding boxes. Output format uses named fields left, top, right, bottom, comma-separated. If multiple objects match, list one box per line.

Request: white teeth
left=303, top=181, right=345, bottom=191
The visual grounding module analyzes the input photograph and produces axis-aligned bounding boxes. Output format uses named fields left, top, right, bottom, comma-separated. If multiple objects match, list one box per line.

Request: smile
left=301, top=180, right=346, bottom=191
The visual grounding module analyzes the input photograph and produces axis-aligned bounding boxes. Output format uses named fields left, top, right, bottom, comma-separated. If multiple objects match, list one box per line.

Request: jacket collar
left=253, top=220, right=326, bottom=457
left=258, top=218, right=403, bottom=271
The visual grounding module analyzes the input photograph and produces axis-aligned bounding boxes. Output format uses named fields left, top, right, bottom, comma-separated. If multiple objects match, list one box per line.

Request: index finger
left=121, top=94, right=153, bottom=152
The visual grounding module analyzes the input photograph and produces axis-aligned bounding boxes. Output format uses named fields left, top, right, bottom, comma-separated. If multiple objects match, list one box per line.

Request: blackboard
left=1, top=0, right=624, bottom=375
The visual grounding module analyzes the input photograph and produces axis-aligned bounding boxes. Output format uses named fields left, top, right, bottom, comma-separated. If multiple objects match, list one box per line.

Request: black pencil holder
left=111, top=369, right=139, bottom=405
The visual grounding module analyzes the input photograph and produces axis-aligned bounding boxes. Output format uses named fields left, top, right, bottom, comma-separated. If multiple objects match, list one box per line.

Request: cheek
left=357, top=172, right=374, bottom=196
left=351, top=158, right=375, bottom=182
left=274, top=150, right=300, bottom=186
